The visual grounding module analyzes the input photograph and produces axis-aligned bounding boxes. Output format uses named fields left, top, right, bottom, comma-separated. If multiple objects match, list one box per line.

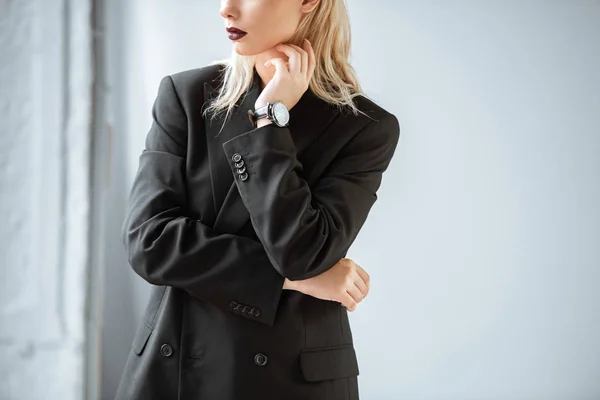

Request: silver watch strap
left=248, top=103, right=271, bottom=127
left=254, top=104, right=269, bottom=121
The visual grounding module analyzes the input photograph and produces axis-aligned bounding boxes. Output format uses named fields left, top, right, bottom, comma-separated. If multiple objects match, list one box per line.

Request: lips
left=226, top=26, right=247, bottom=40
left=226, top=27, right=246, bottom=34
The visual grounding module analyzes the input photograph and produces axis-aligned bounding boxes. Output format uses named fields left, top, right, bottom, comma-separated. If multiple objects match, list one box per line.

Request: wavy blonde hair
left=202, top=0, right=369, bottom=126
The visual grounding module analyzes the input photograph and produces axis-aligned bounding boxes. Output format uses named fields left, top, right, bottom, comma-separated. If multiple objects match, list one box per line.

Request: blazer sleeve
left=121, top=75, right=286, bottom=327
left=221, top=111, right=400, bottom=281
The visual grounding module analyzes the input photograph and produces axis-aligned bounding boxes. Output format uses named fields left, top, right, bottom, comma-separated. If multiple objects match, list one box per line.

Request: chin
left=232, top=43, right=260, bottom=57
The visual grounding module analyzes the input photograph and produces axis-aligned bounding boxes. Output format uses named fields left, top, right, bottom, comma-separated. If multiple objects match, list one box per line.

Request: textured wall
left=0, top=0, right=94, bottom=399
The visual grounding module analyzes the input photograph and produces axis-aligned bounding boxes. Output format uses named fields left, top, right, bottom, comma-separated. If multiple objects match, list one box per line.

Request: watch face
left=272, top=102, right=290, bottom=126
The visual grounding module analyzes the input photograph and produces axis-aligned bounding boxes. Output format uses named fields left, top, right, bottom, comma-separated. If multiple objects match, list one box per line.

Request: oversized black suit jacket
left=115, top=63, right=400, bottom=400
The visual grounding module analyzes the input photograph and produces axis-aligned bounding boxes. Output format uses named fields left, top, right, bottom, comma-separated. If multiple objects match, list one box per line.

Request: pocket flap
left=299, top=344, right=359, bottom=382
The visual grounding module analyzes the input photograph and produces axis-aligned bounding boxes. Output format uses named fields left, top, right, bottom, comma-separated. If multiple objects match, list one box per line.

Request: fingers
left=275, top=44, right=302, bottom=74
left=341, top=259, right=370, bottom=312
left=287, top=43, right=308, bottom=78
left=275, top=41, right=314, bottom=79
left=269, top=41, right=315, bottom=94
left=352, top=276, right=368, bottom=298
left=340, top=292, right=357, bottom=312
left=267, top=57, right=289, bottom=75
left=346, top=283, right=366, bottom=305
left=354, top=264, right=370, bottom=297
left=303, top=39, right=316, bottom=82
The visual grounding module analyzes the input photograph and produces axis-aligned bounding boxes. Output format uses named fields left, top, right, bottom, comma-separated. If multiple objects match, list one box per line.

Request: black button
left=241, top=305, right=250, bottom=314
left=232, top=153, right=242, bottom=162
left=249, top=307, right=260, bottom=317
left=160, top=344, right=173, bottom=357
left=230, top=301, right=238, bottom=309
left=239, top=172, right=249, bottom=181
left=254, top=353, right=268, bottom=366
left=236, top=166, right=246, bottom=174
left=234, top=160, right=244, bottom=168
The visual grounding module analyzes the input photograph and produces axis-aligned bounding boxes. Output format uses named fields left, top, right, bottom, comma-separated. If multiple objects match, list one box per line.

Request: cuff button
left=239, top=172, right=249, bottom=181
left=254, top=353, right=268, bottom=366
left=232, top=153, right=242, bottom=162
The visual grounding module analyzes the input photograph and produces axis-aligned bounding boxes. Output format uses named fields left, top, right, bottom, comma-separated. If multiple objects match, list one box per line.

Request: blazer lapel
left=204, top=67, right=339, bottom=234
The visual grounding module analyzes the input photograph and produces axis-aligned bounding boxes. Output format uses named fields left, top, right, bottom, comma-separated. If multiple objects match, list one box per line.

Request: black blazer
left=115, top=63, right=400, bottom=400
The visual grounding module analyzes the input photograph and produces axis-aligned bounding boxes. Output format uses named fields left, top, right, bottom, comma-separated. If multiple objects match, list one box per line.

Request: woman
left=115, top=0, right=400, bottom=399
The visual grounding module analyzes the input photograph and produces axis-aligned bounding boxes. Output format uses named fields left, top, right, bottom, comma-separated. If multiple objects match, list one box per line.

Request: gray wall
left=0, top=0, right=96, bottom=399
left=102, top=1, right=600, bottom=399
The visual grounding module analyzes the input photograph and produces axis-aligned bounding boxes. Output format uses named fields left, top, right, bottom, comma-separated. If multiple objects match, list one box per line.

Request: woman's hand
left=255, top=39, right=316, bottom=111
left=284, top=258, right=370, bottom=312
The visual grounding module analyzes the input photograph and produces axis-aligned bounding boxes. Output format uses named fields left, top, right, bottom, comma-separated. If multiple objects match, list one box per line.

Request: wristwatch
left=248, top=101, right=290, bottom=128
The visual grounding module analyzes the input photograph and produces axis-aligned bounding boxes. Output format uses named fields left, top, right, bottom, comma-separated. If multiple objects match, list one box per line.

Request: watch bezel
left=269, top=102, right=290, bottom=127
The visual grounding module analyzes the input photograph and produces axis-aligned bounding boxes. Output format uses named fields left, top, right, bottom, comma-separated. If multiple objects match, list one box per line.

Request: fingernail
left=305, top=38, right=311, bottom=45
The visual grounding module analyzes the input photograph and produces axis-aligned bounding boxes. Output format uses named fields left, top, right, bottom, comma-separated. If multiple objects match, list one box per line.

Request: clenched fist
left=284, top=258, right=370, bottom=312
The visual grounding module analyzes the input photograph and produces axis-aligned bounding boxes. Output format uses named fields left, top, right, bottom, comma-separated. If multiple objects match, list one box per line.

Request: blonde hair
left=202, top=0, right=369, bottom=126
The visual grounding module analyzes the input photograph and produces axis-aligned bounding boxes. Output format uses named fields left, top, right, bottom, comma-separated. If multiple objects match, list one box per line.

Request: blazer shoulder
left=352, top=94, right=398, bottom=125
left=167, top=62, right=226, bottom=106
left=349, top=95, right=401, bottom=166
left=338, top=94, right=400, bottom=143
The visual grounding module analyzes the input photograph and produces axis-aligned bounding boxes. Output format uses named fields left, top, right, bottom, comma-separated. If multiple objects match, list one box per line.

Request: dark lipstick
left=226, top=27, right=247, bottom=41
